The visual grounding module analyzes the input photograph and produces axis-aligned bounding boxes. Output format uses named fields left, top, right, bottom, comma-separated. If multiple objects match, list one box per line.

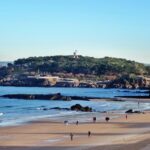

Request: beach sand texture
left=0, top=112, right=150, bottom=150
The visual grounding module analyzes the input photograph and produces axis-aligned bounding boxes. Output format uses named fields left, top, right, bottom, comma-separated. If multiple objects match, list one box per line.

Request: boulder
left=70, top=104, right=92, bottom=112
left=133, top=110, right=141, bottom=113
left=126, top=109, right=141, bottom=113
left=125, top=109, right=133, bottom=113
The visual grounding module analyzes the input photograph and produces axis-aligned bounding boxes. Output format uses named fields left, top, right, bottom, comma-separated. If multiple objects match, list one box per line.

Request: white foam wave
left=0, top=113, right=4, bottom=116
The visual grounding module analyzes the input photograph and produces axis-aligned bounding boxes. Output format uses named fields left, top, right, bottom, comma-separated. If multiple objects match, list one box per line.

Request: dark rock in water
left=47, top=105, right=92, bottom=112
left=51, top=107, right=70, bottom=111
left=126, top=109, right=133, bottom=113
left=71, top=104, right=82, bottom=111
left=1, top=93, right=89, bottom=101
left=50, top=93, right=61, bottom=100
left=47, top=104, right=93, bottom=112
left=65, top=96, right=72, bottom=101
left=126, top=109, right=141, bottom=113
left=4, top=106, right=13, bottom=108
left=133, top=110, right=141, bottom=113
left=70, top=96, right=89, bottom=101
left=70, top=104, right=92, bottom=112
left=43, top=108, right=49, bottom=111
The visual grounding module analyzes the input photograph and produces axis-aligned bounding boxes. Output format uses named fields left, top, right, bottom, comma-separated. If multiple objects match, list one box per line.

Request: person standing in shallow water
left=70, top=133, right=73, bottom=141
left=93, top=117, right=96, bottom=123
left=76, top=120, right=79, bottom=125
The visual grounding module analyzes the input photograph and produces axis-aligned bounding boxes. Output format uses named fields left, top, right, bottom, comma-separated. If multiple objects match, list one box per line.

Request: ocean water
left=0, top=86, right=150, bottom=127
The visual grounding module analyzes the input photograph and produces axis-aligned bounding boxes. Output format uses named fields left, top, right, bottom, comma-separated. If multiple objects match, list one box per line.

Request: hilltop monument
left=73, top=50, right=78, bottom=59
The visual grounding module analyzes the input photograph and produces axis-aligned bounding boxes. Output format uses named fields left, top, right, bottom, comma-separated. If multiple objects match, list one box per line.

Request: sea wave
left=0, top=113, right=4, bottom=116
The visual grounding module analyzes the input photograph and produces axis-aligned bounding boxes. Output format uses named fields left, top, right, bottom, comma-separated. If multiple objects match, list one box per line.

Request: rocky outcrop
left=37, top=104, right=92, bottom=112
left=1, top=93, right=71, bottom=101
left=105, top=76, right=150, bottom=89
left=1, top=74, right=150, bottom=89
left=1, top=93, right=91, bottom=101
left=125, top=109, right=141, bottom=113
left=70, top=104, right=92, bottom=112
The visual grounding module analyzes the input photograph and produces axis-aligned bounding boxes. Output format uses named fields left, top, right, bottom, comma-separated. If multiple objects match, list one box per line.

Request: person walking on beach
left=64, top=120, right=69, bottom=125
left=138, top=101, right=140, bottom=109
left=105, top=117, right=110, bottom=122
left=88, top=131, right=91, bottom=137
left=93, top=117, right=96, bottom=123
left=126, top=114, right=128, bottom=120
left=76, top=120, right=79, bottom=125
left=70, top=133, right=74, bottom=141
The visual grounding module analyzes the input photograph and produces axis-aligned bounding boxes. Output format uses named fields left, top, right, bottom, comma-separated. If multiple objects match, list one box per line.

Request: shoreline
left=0, top=111, right=123, bottom=128
left=0, top=111, right=150, bottom=149
left=1, top=97, right=150, bottom=128
left=0, top=85, right=150, bottom=91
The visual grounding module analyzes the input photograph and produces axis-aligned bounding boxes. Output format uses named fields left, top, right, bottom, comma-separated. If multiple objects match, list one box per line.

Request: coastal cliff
left=0, top=55, right=150, bottom=89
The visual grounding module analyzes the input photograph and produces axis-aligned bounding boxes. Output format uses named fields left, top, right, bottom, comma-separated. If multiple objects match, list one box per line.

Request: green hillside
left=13, top=55, right=147, bottom=76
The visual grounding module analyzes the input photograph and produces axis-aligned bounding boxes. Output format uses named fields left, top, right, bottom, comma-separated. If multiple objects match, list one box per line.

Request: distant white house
left=55, top=78, right=79, bottom=87
left=27, top=75, right=60, bottom=85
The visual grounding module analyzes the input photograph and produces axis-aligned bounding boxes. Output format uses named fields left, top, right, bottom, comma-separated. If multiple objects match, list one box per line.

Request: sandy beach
left=0, top=112, right=150, bottom=150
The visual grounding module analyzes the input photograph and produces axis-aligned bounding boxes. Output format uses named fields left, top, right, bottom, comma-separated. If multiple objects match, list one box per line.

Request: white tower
left=73, top=50, right=78, bottom=59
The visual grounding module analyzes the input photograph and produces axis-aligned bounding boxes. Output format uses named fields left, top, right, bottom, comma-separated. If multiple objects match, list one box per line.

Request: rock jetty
left=1, top=93, right=91, bottom=101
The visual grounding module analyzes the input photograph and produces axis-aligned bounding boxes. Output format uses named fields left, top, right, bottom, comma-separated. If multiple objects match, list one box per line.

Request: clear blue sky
left=0, top=0, right=150, bottom=63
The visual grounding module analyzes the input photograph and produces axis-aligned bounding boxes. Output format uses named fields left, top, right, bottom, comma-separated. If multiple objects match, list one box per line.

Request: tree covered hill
left=13, top=55, right=148, bottom=76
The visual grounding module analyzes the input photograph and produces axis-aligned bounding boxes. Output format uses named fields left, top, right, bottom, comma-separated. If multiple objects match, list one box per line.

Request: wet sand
left=0, top=112, right=150, bottom=150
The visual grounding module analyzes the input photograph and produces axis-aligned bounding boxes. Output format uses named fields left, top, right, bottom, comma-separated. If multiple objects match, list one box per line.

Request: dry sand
left=0, top=112, right=150, bottom=150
